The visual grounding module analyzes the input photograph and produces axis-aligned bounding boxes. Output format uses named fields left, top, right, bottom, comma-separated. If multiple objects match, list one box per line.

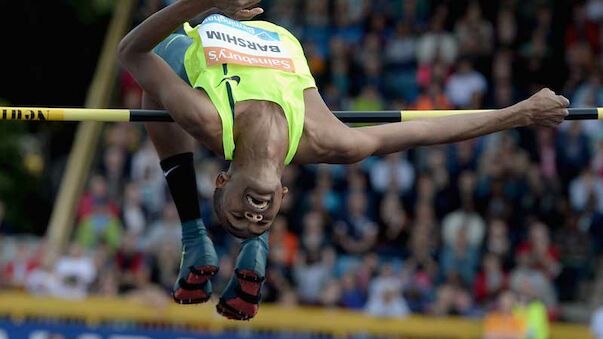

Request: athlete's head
left=213, top=170, right=288, bottom=239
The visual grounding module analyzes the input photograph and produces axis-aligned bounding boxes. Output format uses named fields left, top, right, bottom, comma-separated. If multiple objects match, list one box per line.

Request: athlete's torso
left=183, top=14, right=317, bottom=164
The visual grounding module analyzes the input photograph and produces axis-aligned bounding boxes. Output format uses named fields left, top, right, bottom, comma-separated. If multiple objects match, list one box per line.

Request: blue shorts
left=153, top=33, right=193, bottom=86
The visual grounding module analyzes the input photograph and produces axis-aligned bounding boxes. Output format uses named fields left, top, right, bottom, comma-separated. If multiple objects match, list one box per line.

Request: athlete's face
left=214, top=171, right=287, bottom=239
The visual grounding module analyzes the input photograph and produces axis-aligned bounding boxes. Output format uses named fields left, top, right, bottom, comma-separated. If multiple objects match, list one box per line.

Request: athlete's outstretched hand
left=521, top=88, right=570, bottom=128
left=211, top=0, right=264, bottom=20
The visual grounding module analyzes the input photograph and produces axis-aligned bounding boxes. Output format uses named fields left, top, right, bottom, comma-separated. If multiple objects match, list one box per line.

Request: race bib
left=199, top=14, right=295, bottom=73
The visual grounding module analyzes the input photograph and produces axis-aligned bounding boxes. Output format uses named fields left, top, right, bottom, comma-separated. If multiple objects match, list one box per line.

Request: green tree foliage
left=65, top=0, right=116, bottom=23
left=0, top=122, right=42, bottom=233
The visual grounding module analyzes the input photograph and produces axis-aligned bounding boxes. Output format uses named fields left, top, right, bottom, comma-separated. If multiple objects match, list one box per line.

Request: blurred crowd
left=3, top=0, right=603, bottom=334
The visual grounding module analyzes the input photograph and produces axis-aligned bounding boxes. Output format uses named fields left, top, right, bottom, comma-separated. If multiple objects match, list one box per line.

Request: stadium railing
left=0, top=292, right=590, bottom=338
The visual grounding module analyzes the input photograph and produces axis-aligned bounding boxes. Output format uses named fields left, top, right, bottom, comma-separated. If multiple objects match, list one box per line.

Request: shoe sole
left=173, top=265, right=219, bottom=304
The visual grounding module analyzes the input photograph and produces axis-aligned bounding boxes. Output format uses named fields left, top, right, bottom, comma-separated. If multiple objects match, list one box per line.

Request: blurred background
left=1, top=0, right=603, bottom=338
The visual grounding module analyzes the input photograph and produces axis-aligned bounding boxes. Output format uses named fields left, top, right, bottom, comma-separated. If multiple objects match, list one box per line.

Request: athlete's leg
left=143, top=93, right=218, bottom=304
left=143, top=32, right=219, bottom=303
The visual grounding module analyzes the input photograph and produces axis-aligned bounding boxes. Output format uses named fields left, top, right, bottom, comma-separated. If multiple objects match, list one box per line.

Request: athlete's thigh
left=142, top=92, right=196, bottom=159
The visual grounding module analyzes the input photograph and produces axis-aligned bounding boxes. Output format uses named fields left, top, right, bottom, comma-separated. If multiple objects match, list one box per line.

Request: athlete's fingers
left=557, top=95, right=570, bottom=108
left=236, top=7, right=263, bottom=19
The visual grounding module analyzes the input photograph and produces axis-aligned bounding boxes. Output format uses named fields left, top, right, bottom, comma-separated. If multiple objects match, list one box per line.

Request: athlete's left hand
left=212, top=0, right=264, bottom=20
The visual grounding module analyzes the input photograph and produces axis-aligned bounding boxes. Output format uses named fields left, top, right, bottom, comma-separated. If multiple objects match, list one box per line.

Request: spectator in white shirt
left=446, top=59, right=487, bottom=108
left=52, top=243, right=96, bottom=300
left=365, top=264, right=410, bottom=318
left=570, top=169, right=603, bottom=213
left=369, top=153, right=415, bottom=195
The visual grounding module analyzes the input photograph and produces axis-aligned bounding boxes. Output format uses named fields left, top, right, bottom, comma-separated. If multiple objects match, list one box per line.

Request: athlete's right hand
left=211, top=0, right=264, bottom=20
left=521, top=88, right=569, bottom=128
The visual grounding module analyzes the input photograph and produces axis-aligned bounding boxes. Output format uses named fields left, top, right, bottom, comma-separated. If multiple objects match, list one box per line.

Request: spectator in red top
left=565, top=2, right=600, bottom=53
left=115, top=233, right=146, bottom=293
left=77, top=175, right=120, bottom=221
left=515, top=221, right=560, bottom=279
left=474, top=253, right=508, bottom=304
left=3, top=241, right=40, bottom=289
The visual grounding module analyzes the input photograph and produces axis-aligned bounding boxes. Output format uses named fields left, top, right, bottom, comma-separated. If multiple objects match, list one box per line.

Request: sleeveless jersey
left=183, top=14, right=316, bottom=164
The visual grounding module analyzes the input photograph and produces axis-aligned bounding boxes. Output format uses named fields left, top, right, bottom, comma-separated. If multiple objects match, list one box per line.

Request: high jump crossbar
left=0, top=107, right=601, bottom=123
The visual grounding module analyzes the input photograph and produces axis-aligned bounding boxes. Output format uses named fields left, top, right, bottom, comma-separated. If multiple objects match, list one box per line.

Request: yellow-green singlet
left=183, top=15, right=316, bottom=164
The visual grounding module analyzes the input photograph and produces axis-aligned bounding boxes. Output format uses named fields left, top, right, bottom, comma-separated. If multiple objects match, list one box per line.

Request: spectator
left=557, top=122, right=592, bottom=184
left=384, top=22, right=417, bottom=67
left=474, top=253, right=508, bottom=304
left=375, top=191, right=408, bottom=258
left=102, top=146, right=128, bottom=202
left=483, top=291, right=526, bottom=339
left=442, top=184, right=485, bottom=250
left=565, top=2, right=600, bottom=52
left=300, top=210, right=328, bottom=254
left=570, top=169, right=603, bottom=213
left=592, top=139, right=603, bottom=177
left=440, top=225, right=480, bottom=285
left=369, top=153, right=415, bottom=195
left=365, top=264, right=409, bottom=318
left=445, top=59, right=487, bottom=108
left=350, top=86, right=384, bottom=112
left=333, top=191, right=378, bottom=256
left=516, top=222, right=561, bottom=279
left=509, top=252, right=557, bottom=309
left=76, top=201, right=124, bottom=252
left=94, top=265, right=119, bottom=297
left=406, top=203, right=439, bottom=280
left=143, top=203, right=181, bottom=251
left=269, top=215, right=298, bottom=268
left=121, top=183, right=147, bottom=235
left=77, top=175, right=119, bottom=221
left=496, top=7, right=517, bottom=47
left=514, top=291, right=550, bottom=339
left=340, top=272, right=365, bottom=309
left=430, top=281, right=478, bottom=317
left=52, top=243, right=96, bottom=300
left=25, top=258, right=57, bottom=297
left=572, top=73, right=603, bottom=108
left=319, top=279, right=342, bottom=308
left=2, top=241, right=40, bottom=289
left=130, top=139, right=166, bottom=215
left=412, top=83, right=452, bottom=110
left=148, top=239, right=179, bottom=291
left=484, top=219, right=512, bottom=265
left=416, top=11, right=458, bottom=66
left=454, top=2, right=493, bottom=58
left=293, top=247, right=335, bottom=305
left=554, top=214, right=593, bottom=301
left=114, top=233, right=146, bottom=293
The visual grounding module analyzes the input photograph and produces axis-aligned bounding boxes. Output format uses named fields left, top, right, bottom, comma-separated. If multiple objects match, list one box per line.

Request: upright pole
left=44, top=0, right=136, bottom=261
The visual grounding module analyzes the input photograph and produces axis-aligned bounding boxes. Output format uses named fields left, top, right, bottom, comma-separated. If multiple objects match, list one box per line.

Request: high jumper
left=117, top=0, right=569, bottom=320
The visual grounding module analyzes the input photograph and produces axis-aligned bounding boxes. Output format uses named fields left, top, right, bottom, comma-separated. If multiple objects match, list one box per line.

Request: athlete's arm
left=118, top=0, right=263, bottom=138
left=302, top=88, right=569, bottom=164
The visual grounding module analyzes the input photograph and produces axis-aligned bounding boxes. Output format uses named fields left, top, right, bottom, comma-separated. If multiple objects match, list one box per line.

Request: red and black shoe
left=173, top=265, right=219, bottom=304
left=216, top=269, right=264, bottom=320
left=173, top=219, right=220, bottom=304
